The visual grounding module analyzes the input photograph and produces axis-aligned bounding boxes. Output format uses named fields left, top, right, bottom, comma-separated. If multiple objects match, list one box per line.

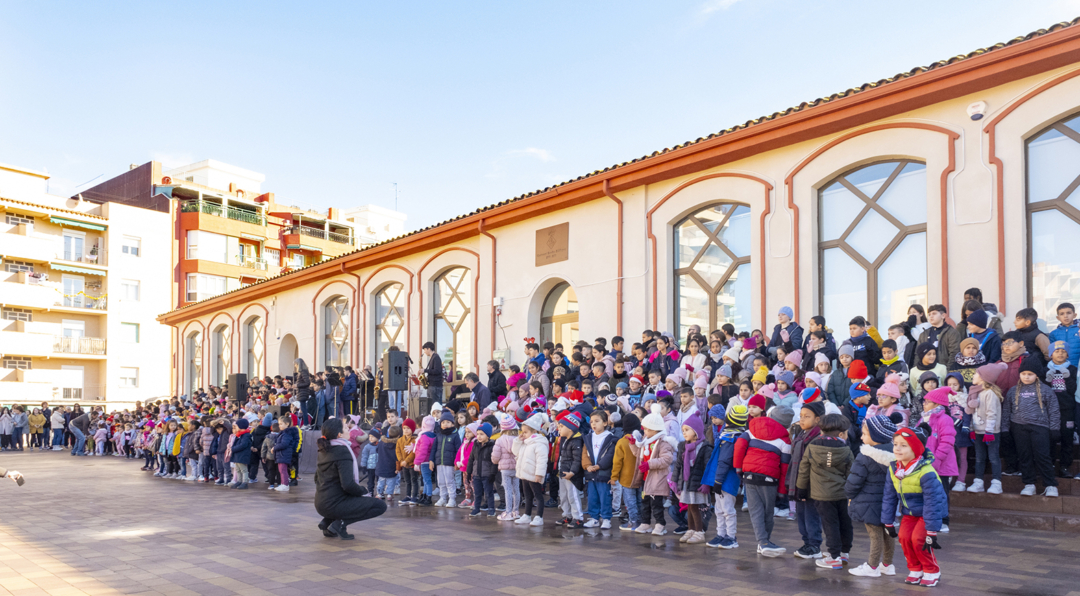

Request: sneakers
left=673, top=525, right=689, bottom=535
left=1020, top=484, right=1037, bottom=496
left=529, top=515, right=544, bottom=526
left=458, top=499, right=472, bottom=509
left=434, top=498, right=447, bottom=507
left=651, top=523, right=667, bottom=536
left=848, top=563, right=880, bottom=577
left=679, top=530, right=692, bottom=543
left=686, top=531, right=705, bottom=544
left=816, top=557, right=843, bottom=570
left=600, top=519, right=611, bottom=530
left=757, top=543, right=785, bottom=557
left=274, top=485, right=289, bottom=492
left=447, top=500, right=457, bottom=509
left=920, top=572, right=940, bottom=587
left=619, top=522, right=634, bottom=531
left=555, top=517, right=569, bottom=526
left=515, top=514, right=531, bottom=525
left=706, top=536, right=724, bottom=548
left=469, top=510, right=482, bottom=517
left=939, top=524, right=949, bottom=533
left=840, top=552, right=849, bottom=563
left=635, top=523, right=652, bottom=534
left=741, top=501, right=749, bottom=512
left=966, top=479, right=985, bottom=493
left=568, top=519, right=585, bottom=529
left=786, top=510, right=796, bottom=521
left=951, top=481, right=966, bottom=492
left=1045, top=486, right=1059, bottom=497
left=717, top=537, right=738, bottom=549
left=878, top=564, right=896, bottom=576
left=583, top=519, right=600, bottom=528
left=987, top=480, right=1003, bottom=494
left=772, top=507, right=787, bottom=518
left=794, top=545, right=822, bottom=559
left=905, top=571, right=924, bottom=584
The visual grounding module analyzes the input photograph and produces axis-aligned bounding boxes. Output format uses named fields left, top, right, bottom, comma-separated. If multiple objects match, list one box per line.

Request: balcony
left=54, top=250, right=106, bottom=267
left=0, top=225, right=60, bottom=263
left=284, top=225, right=355, bottom=246
left=180, top=200, right=265, bottom=226
left=53, top=336, right=107, bottom=356
left=0, top=331, right=105, bottom=358
left=235, top=254, right=268, bottom=271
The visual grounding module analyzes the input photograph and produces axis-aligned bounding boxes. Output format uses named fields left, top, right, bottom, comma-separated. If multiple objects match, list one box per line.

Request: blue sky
left=2, top=1, right=1078, bottom=229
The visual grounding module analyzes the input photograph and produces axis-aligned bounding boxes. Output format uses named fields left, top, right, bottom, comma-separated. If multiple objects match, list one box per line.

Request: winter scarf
left=683, top=438, right=702, bottom=479
left=330, top=437, right=360, bottom=483
left=1047, top=361, right=1071, bottom=393
left=954, top=351, right=987, bottom=368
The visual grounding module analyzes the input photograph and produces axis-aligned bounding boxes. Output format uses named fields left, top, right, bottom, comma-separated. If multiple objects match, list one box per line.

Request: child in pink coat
left=921, top=386, right=958, bottom=532
left=455, top=423, right=478, bottom=508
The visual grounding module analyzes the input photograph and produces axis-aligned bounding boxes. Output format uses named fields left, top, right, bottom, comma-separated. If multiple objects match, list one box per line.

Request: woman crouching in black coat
left=315, top=418, right=387, bottom=539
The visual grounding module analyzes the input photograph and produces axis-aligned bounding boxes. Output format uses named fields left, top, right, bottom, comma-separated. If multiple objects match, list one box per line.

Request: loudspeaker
left=228, top=373, right=248, bottom=403
left=268, top=404, right=288, bottom=419
left=383, top=351, right=409, bottom=391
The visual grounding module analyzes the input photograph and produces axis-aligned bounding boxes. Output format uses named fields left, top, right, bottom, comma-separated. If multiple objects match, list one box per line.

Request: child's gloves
left=795, top=487, right=810, bottom=502
left=685, top=364, right=694, bottom=373
left=697, top=484, right=711, bottom=495
left=922, top=532, right=941, bottom=552
left=780, top=329, right=790, bottom=343
left=885, top=525, right=898, bottom=538
left=983, top=434, right=995, bottom=443
left=638, top=459, right=649, bottom=474
left=632, top=430, right=642, bottom=443
left=969, top=432, right=977, bottom=442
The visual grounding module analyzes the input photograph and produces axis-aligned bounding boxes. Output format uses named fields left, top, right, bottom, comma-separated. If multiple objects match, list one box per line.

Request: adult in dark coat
left=294, top=359, right=313, bottom=425
left=464, top=373, right=492, bottom=411
left=486, top=361, right=508, bottom=401
left=314, top=419, right=387, bottom=539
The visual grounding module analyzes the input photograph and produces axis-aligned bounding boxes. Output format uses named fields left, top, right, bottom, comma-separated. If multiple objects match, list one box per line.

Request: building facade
left=157, top=20, right=1080, bottom=399
left=0, top=164, right=171, bottom=409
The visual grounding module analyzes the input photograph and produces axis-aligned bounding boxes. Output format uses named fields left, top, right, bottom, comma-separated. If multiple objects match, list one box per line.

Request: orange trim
left=646, top=172, right=773, bottom=332
left=360, top=264, right=415, bottom=367
left=602, top=180, right=624, bottom=336
left=984, top=67, right=1080, bottom=315
left=479, top=221, right=496, bottom=355
left=417, top=247, right=482, bottom=373
left=784, top=122, right=959, bottom=320
left=159, top=26, right=1080, bottom=325
left=237, top=303, right=270, bottom=379
left=310, top=279, right=357, bottom=368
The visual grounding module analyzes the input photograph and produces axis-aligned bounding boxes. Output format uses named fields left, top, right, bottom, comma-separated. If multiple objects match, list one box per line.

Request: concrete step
left=950, top=506, right=1080, bottom=533
left=949, top=490, right=1079, bottom=513
left=961, top=474, right=1079, bottom=495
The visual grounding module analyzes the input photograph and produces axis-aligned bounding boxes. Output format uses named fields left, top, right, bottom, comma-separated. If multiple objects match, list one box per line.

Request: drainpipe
left=478, top=220, right=497, bottom=354
left=602, top=180, right=624, bottom=337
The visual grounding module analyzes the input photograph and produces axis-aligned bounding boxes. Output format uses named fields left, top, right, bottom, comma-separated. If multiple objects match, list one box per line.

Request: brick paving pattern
left=2, top=452, right=1080, bottom=595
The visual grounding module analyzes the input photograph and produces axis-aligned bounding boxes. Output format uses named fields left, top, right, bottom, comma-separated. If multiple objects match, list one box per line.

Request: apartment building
left=0, top=163, right=170, bottom=410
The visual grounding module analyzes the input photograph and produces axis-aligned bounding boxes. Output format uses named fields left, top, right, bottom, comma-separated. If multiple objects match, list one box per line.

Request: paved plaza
left=1, top=452, right=1079, bottom=596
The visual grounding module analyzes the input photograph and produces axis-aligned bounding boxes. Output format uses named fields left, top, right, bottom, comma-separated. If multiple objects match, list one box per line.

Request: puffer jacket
left=229, top=430, right=252, bottom=466
left=826, top=366, right=852, bottom=407
left=1050, top=322, right=1080, bottom=368
left=432, top=428, right=462, bottom=467
left=557, top=432, right=585, bottom=490
left=882, top=454, right=949, bottom=532
left=733, top=417, right=793, bottom=493
left=375, top=437, right=398, bottom=478
left=924, top=408, right=958, bottom=477
left=635, top=432, right=676, bottom=496
left=796, top=435, right=853, bottom=501
left=845, top=443, right=895, bottom=525
left=610, top=434, right=638, bottom=487
left=273, top=426, right=299, bottom=464
left=467, top=439, right=498, bottom=480
left=396, top=434, right=417, bottom=470
left=199, top=426, right=214, bottom=454
left=673, top=440, right=714, bottom=492
left=582, top=432, right=617, bottom=483
left=491, top=434, right=517, bottom=472
left=512, top=433, right=549, bottom=483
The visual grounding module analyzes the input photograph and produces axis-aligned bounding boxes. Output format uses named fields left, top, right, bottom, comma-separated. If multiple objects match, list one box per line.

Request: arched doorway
left=540, top=282, right=578, bottom=346
left=278, top=334, right=299, bottom=377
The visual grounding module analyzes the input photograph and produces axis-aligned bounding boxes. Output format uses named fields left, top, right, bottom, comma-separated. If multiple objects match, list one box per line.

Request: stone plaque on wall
left=535, top=222, right=569, bottom=266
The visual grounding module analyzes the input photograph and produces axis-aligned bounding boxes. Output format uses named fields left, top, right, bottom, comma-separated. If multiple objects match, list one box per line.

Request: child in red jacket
left=733, top=416, right=792, bottom=557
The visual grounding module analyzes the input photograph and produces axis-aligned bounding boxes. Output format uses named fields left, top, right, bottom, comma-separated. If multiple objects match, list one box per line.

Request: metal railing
left=53, top=336, right=107, bottom=355
left=235, top=255, right=268, bottom=270
left=57, top=251, right=105, bottom=266
left=180, top=200, right=265, bottom=226
left=57, top=294, right=107, bottom=310
left=284, top=225, right=354, bottom=245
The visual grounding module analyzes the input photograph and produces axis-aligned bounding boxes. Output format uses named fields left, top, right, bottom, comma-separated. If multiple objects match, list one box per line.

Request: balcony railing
left=235, top=255, right=268, bottom=271
left=180, top=200, right=265, bottom=226
left=53, top=336, right=107, bottom=355
left=57, top=294, right=107, bottom=310
left=284, top=225, right=355, bottom=245
left=56, top=251, right=104, bottom=266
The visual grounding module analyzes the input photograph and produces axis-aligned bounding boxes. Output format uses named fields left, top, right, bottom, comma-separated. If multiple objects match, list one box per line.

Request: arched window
left=1027, top=112, right=1080, bottom=328
left=324, top=296, right=349, bottom=368
left=244, top=317, right=264, bottom=377
left=186, top=331, right=202, bottom=396
left=819, top=160, right=927, bottom=329
left=433, top=268, right=472, bottom=381
left=674, top=203, right=751, bottom=337
left=540, top=282, right=579, bottom=346
left=211, top=324, right=230, bottom=387
left=374, top=283, right=405, bottom=363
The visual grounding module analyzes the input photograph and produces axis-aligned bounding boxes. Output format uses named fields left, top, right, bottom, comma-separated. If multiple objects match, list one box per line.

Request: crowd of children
left=9, top=287, right=1080, bottom=591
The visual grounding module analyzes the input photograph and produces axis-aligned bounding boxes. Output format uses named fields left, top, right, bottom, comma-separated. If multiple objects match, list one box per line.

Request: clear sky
left=2, top=1, right=1078, bottom=230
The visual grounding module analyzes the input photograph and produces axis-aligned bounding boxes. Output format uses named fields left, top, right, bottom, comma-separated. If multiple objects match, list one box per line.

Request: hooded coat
left=845, top=442, right=896, bottom=525
left=733, top=417, right=792, bottom=493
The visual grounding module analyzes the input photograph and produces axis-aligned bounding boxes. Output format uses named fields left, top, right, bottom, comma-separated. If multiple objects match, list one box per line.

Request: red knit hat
left=748, top=394, right=767, bottom=410
left=847, top=360, right=868, bottom=380
left=894, top=427, right=925, bottom=459
left=402, top=418, right=417, bottom=432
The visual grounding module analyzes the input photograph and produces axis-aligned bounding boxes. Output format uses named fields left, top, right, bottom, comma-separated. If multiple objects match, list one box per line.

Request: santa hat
left=895, top=427, right=925, bottom=459
left=847, top=360, right=868, bottom=380
left=629, top=375, right=644, bottom=386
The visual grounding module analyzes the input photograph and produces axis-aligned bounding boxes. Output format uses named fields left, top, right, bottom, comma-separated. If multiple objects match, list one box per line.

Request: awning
left=51, top=263, right=106, bottom=276
left=286, top=244, right=321, bottom=252
left=240, top=233, right=264, bottom=241
left=49, top=216, right=106, bottom=231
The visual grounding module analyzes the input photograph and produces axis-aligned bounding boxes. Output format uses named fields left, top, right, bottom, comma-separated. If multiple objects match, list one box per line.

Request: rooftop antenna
left=392, top=182, right=398, bottom=211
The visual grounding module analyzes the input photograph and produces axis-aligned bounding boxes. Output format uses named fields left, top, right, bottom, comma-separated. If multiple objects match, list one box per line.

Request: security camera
left=967, top=101, right=987, bottom=121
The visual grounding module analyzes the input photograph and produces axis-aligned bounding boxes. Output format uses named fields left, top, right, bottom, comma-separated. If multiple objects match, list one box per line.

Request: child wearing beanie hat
left=774, top=371, right=799, bottom=410
left=867, top=374, right=909, bottom=428
left=555, top=412, right=586, bottom=527
left=795, top=412, right=854, bottom=569
left=514, top=412, right=550, bottom=526
left=1004, top=357, right=1060, bottom=497
left=845, top=415, right=898, bottom=577
left=1045, top=340, right=1077, bottom=479
left=636, top=404, right=677, bottom=535
left=432, top=409, right=462, bottom=508
left=673, top=412, right=712, bottom=544
left=883, top=427, right=948, bottom=587
left=919, top=387, right=959, bottom=514
left=611, top=413, right=642, bottom=530
left=396, top=418, right=419, bottom=504
left=966, top=362, right=1007, bottom=495
left=732, top=406, right=792, bottom=556
left=467, top=422, right=498, bottom=517
left=375, top=425, right=401, bottom=503
left=747, top=394, right=767, bottom=418
left=492, top=413, right=520, bottom=521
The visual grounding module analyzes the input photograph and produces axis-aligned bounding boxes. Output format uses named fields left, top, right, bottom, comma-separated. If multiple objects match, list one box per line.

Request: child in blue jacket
left=702, top=404, right=747, bottom=549
left=883, top=427, right=948, bottom=588
left=272, top=416, right=299, bottom=493
left=361, top=429, right=380, bottom=494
